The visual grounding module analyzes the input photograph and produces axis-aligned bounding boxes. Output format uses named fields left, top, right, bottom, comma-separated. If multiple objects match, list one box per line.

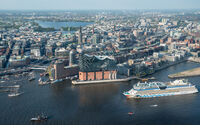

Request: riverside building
left=78, top=54, right=117, bottom=81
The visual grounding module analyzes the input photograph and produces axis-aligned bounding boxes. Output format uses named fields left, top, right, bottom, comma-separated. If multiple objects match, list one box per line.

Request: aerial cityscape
left=0, top=0, right=200, bottom=125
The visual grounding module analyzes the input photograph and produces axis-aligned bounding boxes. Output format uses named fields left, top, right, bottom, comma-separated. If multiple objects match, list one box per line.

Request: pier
left=187, top=57, right=200, bottom=63
left=168, top=67, right=200, bottom=78
left=72, top=77, right=137, bottom=85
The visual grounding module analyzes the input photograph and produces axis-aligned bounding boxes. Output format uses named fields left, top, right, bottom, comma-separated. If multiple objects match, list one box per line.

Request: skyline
left=0, top=0, right=200, bottom=10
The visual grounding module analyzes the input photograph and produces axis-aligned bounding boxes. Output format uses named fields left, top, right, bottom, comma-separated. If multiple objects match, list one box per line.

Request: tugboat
left=30, top=115, right=48, bottom=121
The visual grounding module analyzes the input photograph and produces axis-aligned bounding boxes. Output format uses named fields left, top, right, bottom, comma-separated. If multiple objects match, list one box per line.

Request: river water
left=0, top=62, right=200, bottom=125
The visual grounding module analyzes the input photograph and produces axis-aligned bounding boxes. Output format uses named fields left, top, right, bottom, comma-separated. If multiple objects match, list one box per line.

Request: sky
left=0, top=0, right=200, bottom=10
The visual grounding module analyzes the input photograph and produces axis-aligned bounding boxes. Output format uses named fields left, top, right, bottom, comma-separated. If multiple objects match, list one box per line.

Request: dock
left=168, top=67, right=200, bottom=78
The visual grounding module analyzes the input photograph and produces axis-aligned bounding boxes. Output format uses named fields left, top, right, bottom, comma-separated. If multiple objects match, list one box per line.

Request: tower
left=54, top=61, right=64, bottom=80
left=69, top=50, right=76, bottom=66
left=113, top=25, right=116, bottom=31
left=78, top=26, right=82, bottom=44
left=92, top=25, right=95, bottom=34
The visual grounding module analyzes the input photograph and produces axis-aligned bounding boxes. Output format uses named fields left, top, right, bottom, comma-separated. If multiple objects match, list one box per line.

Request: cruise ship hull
left=124, top=85, right=198, bottom=98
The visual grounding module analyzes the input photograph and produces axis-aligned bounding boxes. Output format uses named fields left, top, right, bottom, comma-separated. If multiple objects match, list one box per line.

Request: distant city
left=0, top=9, right=200, bottom=125
left=0, top=10, right=200, bottom=82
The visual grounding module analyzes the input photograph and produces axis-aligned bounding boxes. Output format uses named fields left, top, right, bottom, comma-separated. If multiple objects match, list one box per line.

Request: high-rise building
left=78, top=26, right=82, bottom=44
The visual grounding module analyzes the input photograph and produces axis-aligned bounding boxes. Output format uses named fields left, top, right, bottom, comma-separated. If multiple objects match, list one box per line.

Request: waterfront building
left=52, top=60, right=79, bottom=80
left=9, top=55, right=30, bottom=67
left=79, top=54, right=117, bottom=81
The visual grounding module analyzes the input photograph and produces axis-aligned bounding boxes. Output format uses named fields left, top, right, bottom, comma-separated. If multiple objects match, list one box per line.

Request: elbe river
left=0, top=62, right=200, bottom=125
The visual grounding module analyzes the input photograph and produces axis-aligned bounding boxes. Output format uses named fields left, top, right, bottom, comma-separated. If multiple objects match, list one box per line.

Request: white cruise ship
left=123, top=79, right=198, bottom=98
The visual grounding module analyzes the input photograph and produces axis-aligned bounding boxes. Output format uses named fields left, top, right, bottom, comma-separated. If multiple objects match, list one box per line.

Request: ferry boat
left=123, top=79, right=198, bottom=98
left=30, top=115, right=48, bottom=121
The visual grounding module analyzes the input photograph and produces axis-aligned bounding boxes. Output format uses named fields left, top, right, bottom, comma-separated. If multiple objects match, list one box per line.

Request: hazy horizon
left=0, top=0, right=200, bottom=10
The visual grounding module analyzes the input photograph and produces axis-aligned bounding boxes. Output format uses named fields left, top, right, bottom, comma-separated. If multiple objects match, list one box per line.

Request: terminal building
left=78, top=54, right=117, bottom=81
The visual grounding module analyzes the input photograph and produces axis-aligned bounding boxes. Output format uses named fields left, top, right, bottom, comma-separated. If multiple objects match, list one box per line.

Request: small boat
left=0, top=81, right=5, bottom=83
left=38, top=78, right=42, bottom=82
left=38, top=77, right=50, bottom=85
left=128, top=112, right=134, bottom=115
left=40, top=73, right=46, bottom=77
left=30, top=115, right=48, bottom=121
left=65, top=77, right=70, bottom=80
left=13, top=85, right=20, bottom=88
left=29, top=77, right=35, bottom=81
left=8, top=92, right=24, bottom=97
left=39, top=81, right=50, bottom=85
left=149, top=77, right=156, bottom=80
left=51, top=79, right=63, bottom=84
left=150, top=104, right=158, bottom=107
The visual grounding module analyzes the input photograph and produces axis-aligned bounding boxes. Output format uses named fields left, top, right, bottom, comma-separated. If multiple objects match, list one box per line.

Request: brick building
left=52, top=61, right=79, bottom=80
